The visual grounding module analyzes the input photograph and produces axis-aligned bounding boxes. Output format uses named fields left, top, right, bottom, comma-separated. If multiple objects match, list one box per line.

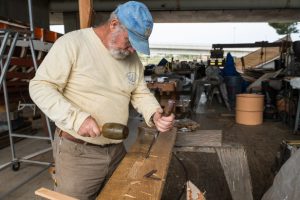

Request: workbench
left=97, top=124, right=177, bottom=200
left=147, top=82, right=177, bottom=108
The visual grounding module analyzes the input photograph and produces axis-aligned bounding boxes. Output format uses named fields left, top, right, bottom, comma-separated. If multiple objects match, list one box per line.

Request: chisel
left=145, top=99, right=175, bottom=158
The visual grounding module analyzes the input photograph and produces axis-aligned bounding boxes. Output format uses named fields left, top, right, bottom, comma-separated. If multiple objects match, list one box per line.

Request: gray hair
left=108, top=12, right=127, bottom=31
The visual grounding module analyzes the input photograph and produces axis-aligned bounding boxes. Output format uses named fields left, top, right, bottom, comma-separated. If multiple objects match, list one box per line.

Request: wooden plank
left=235, top=47, right=280, bottom=71
left=5, top=58, right=42, bottom=67
left=35, top=187, right=78, bottom=200
left=175, top=130, right=222, bottom=147
left=6, top=81, right=28, bottom=87
left=173, top=146, right=216, bottom=153
left=78, top=0, right=93, bottom=29
left=247, top=69, right=282, bottom=92
left=147, top=82, right=176, bottom=92
left=97, top=126, right=177, bottom=200
left=216, top=147, right=253, bottom=200
left=6, top=71, right=35, bottom=79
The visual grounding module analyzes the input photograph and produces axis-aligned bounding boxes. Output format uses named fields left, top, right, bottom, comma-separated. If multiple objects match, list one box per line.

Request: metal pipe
left=19, top=159, right=52, bottom=166
left=29, top=38, right=38, bottom=71
left=10, top=133, right=53, bottom=140
left=212, top=41, right=292, bottom=49
left=0, top=161, right=12, bottom=170
left=0, top=58, right=17, bottom=161
left=27, top=0, right=34, bottom=38
left=0, top=32, right=18, bottom=88
left=46, top=117, right=54, bottom=143
left=0, top=31, right=10, bottom=60
left=21, top=147, right=52, bottom=160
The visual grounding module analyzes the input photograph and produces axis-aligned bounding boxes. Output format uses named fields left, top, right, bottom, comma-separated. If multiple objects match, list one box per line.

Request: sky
left=149, top=23, right=300, bottom=45
left=50, top=22, right=300, bottom=46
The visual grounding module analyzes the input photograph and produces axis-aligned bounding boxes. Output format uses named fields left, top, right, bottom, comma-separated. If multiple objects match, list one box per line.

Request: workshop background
left=0, top=0, right=300, bottom=200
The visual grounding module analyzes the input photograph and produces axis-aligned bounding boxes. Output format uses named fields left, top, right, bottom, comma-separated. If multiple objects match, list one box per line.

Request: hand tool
left=102, top=123, right=129, bottom=140
left=144, top=169, right=161, bottom=180
left=145, top=99, right=175, bottom=158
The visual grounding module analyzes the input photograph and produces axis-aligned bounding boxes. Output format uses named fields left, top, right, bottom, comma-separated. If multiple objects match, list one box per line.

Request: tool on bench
left=102, top=123, right=129, bottom=140
left=145, top=99, right=175, bottom=158
left=144, top=169, right=161, bottom=180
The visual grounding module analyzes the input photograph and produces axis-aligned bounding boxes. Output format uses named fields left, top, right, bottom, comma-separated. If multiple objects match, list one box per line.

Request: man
left=29, top=1, right=175, bottom=199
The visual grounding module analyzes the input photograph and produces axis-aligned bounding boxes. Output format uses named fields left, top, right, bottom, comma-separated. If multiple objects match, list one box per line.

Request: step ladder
left=0, top=19, right=54, bottom=200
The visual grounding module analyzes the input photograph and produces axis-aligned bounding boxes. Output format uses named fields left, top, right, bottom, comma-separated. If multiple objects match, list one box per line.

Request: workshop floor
left=0, top=103, right=299, bottom=200
left=163, top=103, right=300, bottom=200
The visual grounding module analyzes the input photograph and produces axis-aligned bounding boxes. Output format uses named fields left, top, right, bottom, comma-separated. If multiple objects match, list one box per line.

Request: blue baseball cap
left=114, top=1, right=153, bottom=55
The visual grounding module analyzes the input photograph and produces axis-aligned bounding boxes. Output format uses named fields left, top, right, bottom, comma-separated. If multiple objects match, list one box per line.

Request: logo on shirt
left=127, top=72, right=136, bottom=85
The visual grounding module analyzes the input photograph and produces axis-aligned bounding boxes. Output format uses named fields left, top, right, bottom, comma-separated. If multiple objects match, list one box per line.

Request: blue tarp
left=221, top=52, right=249, bottom=93
left=221, top=52, right=239, bottom=76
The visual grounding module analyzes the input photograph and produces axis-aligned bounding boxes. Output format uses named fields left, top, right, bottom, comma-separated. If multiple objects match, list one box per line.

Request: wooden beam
left=97, top=125, right=177, bottom=200
left=78, top=0, right=93, bottom=29
left=175, top=130, right=222, bottom=147
left=4, top=58, right=42, bottom=68
left=6, top=71, right=35, bottom=79
left=35, top=187, right=78, bottom=200
left=216, top=147, right=253, bottom=200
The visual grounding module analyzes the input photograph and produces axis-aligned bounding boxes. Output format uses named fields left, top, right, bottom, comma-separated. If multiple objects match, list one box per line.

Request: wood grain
left=216, top=147, right=253, bottom=200
left=78, top=0, right=93, bottom=29
left=35, top=187, right=78, bottom=200
left=175, top=130, right=222, bottom=147
left=235, top=47, right=280, bottom=72
left=97, top=126, right=177, bottom=200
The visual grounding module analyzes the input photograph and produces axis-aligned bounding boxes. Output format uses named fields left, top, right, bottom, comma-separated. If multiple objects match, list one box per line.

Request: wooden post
left=78, top=0, right=93, bottom=29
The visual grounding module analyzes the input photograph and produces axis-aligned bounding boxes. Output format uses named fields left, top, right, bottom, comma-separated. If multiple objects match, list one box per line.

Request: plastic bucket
left=236, top=94, right=264, bottom=125
left=224, top=76, right=243, bottom=108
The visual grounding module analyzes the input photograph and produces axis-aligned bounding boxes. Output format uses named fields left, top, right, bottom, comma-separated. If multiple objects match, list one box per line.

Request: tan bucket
left=236, top=94, right=264, bottom=125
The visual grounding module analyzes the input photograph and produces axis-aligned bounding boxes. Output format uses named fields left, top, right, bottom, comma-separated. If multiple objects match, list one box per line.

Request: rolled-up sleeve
left=130, top=64, right=161, bottom=127
left=29, top=36, right=90, bottom=132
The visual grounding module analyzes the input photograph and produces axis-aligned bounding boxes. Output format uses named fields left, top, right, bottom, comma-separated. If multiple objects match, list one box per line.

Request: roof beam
left=78, top=0, right=93, bottom=28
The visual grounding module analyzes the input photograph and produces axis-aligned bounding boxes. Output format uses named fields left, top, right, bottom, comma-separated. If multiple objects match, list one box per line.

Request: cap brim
left=128, top=31, right=150, bottom=55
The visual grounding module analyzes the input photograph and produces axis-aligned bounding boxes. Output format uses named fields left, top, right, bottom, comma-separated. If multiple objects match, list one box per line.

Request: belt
left=58, top=130, right=116, bottom=147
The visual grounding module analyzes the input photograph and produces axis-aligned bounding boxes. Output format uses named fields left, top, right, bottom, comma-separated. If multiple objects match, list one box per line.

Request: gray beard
left=109, top=48, right=130, bottom=60
left=108, top=28, right=131, bottom=60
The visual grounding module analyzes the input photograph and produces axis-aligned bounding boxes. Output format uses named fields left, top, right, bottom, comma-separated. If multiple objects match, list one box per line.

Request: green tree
left=268, top=22, right=299, bottom=35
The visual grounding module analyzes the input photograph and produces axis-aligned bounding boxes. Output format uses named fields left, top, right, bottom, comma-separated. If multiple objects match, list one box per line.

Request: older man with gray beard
left=29, top=1, right=174, bottom=199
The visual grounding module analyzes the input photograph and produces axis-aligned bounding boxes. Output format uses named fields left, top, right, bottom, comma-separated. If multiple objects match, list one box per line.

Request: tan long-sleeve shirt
left=29, top=28, right=160, bottom=145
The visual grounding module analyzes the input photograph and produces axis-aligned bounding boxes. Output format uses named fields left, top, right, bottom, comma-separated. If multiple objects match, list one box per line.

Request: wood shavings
left=123, top=194, right=136, bottom=198
left=130, top=181, right=141, bottom=185
left=140, top=191, right=152, bottom=196
left=187, top=180, right=206, bottom=200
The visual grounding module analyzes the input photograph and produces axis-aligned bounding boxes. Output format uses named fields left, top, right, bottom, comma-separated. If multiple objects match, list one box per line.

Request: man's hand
left=78, top=116, right=101, bottom=137
left=152, top=108, right=175, bottom=133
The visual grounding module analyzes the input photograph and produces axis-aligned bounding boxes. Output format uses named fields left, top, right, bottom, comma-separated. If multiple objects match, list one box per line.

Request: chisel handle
left=163, top=99, right=176, bottom=117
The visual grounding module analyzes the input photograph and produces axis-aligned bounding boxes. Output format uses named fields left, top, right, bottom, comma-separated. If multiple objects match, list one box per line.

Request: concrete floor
left=0, top=112, right=142, bottom=200
left=0, top=135, right=53, bottom=200
left=163, top=105, right=300, bottom=200
left=0, top=104, right=299, bottom=199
